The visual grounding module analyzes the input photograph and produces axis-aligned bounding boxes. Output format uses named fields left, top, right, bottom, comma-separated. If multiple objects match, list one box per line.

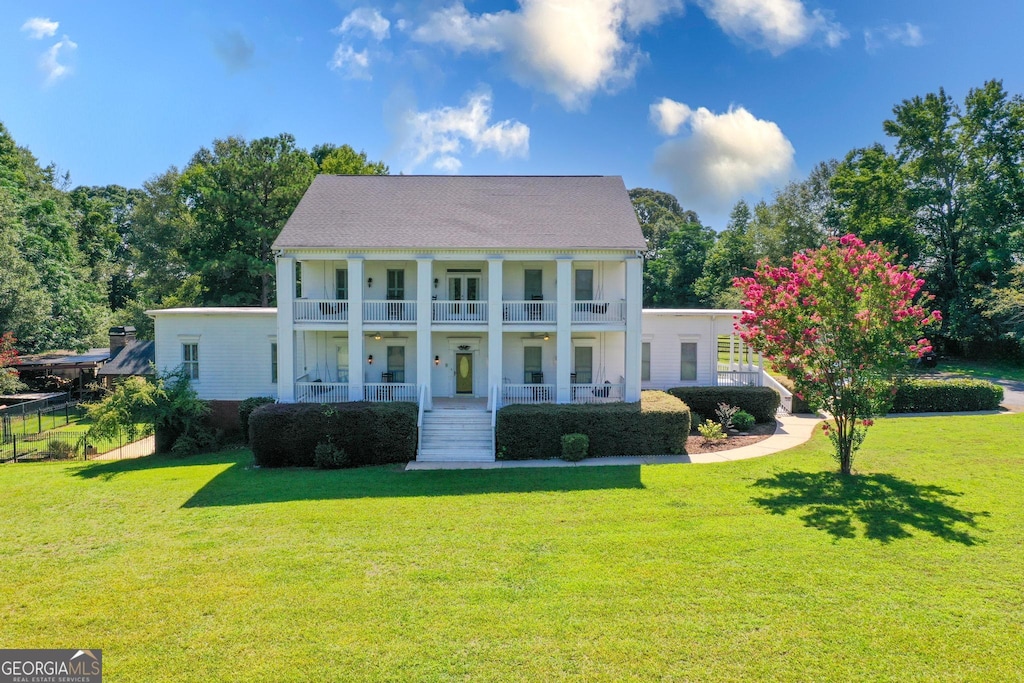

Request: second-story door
left=447, top=273, right=481, bottom=319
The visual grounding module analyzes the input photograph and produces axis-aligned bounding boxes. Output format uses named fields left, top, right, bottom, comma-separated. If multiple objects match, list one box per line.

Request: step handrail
left=489, top=384, right=500, bottom=459
left=417, top=383, right=428, bottom=458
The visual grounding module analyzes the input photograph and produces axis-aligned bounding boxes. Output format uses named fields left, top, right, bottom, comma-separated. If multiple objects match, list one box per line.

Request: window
left=295, top=261, right=302, bottom=298
left=335, top=269, right=348, bottom=300
left=575, top=269, right=594, bottom=301
left=387, top=269, right=405, bottom=300
left=182, top=343, right=199, bottom=380
left=271, top=342, right=278, bottom=383
left=387, top=345, right=405, bottom=382
left=336, top=343, right=349, bottom=383
left=574, top=346, right=593, bottom=384
left=680, top=342, right=697, bottom=381
left=524, top=346, right=542, bottom=383
left=642, top=342, right=651, bottom=381
left=524, top=269, right=542, bottom=299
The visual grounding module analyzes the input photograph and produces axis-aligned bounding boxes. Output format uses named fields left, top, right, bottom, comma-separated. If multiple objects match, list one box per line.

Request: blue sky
left=2, top=1, right=1022, bottom=228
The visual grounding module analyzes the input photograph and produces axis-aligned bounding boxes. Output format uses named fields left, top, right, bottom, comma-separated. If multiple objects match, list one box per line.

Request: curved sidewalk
left=406, top=413, right=823, bottom=470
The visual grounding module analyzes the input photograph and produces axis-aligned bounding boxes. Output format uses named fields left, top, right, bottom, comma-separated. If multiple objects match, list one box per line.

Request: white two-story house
left=150, top=175, right=778, bottom=461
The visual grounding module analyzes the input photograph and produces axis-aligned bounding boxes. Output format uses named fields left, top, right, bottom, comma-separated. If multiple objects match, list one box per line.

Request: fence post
left=12, top=434, right=17, bottom=462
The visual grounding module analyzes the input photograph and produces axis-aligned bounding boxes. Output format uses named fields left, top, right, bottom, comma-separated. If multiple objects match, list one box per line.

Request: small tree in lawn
left=734, top=234, right=941, bottom=475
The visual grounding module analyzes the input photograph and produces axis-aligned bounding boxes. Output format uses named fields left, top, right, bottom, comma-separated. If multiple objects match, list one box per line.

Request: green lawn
left=2, top=414, right=1023, bottom=681
left=923, top=357, right=1024, bottom=383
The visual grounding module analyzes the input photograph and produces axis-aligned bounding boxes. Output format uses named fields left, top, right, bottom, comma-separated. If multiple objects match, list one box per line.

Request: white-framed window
left=524, top=269, right=543, bottom=299
left=680, top=342, right=698, bottom=381
left=642, top=342, right=651, bottom=381
left=336, top=341, right=349, bottom=384
left=182, top=342, right=199, bottom=380
left=573, top=345, right=593, bottom=384
left=295, top=261, right=302, bottom=299
left=271, top=342, right=278, bottom=383
left=335, top=269, right=348, bottom=300
left=387, top=269, right=405, bottom=300
left=575, top=269, right=594, bottom=301
left=386, top=345, right=405, bottom=382
left=524, top=345, right=542, bottom=383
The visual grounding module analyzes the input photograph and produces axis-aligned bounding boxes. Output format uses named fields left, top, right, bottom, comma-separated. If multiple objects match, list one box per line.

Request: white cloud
left=650, top=97, right=692, bottom=136
left=21, top=17, right=58, bottom=39
left=864, top=22, right=924, bottom=54
left=329, top=44, right=372, bottom=79
left=697, top=0, right=845, bottom=55
left=40, top=36, right=77, bottom=85
left=411, top=0, right=682, bottom=110
left=334, top=8, right=391, bottom=41
left=399, top=90, right=529, bottom=172
left=651, top=100, right=795, bottom=212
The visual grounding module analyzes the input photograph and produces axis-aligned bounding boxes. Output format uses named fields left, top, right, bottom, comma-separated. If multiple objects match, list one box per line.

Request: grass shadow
left=69, top=449, right=644, bottom=504
left=182, top=459, right=644, bottom=506
left=751, top=470, right=988, bottom=545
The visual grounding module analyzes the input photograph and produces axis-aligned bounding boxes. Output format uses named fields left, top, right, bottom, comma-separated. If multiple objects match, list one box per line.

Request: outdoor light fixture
left=367, top=277, right=373, bottom=287
left=434, top=355, right=440, bottom=365
left=434, top=278, right=439, bottom=288
left=367, top=354, right=374, bottom=364
left=543, top=334, right=550, bottom=341
left=373, top=333, right=382, bottom=341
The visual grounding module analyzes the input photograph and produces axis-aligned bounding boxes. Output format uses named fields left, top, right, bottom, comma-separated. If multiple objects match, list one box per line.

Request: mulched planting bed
left=686, top=420, right=776, bottom=454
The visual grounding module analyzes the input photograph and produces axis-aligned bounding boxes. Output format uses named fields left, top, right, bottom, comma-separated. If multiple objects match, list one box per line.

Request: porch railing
left=364, top=382, right=417, bottom=402
left=364, top=300, right=416, bottom=323
left=294, top=299, right=349, bottom=323
left=571, top=382, right=624, bottom=403
left=296, top=382, right=349, bottom=403
left=715, top=364, right=762, bottom=387
left=502, top=383, right=555, bottom=404
left=502, top=300, right=557, bottom=323
left=572, top=301, right=626, bottom=323
left=433, top=300, right=487, bottom=323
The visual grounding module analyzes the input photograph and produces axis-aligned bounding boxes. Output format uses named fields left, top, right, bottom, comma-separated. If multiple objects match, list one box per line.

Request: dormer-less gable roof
left=273, top=175, right=647, bottom=251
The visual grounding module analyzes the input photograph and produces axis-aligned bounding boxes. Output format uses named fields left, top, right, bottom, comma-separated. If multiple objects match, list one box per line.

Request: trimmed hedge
left=249, top=402, right=417, bottom=467
left=666, top=386, right=780, bottom=423
left=890, top=379, right=1004, bottom=413
left=774, top=377, right=814, bottom=414
left=496, top=390, right=690, bottom=460
left=239, top=397, right=275, bottom=443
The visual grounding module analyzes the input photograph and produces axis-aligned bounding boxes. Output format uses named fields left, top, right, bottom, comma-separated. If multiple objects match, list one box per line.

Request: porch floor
left=430, top=397, right=487, bottom=410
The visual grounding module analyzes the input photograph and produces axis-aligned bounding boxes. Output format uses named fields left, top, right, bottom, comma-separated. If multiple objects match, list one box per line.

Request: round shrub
left=561, top=433, right=589, bottom=461
left=239, top=397, right=275, bottom=443
left=733, top=410, right=755, bottom=431
left=667, top=387, right=780, bottom=423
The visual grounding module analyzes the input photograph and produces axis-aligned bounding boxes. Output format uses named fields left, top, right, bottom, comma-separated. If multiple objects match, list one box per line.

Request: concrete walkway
left=405, top=413, right=823, bottom=471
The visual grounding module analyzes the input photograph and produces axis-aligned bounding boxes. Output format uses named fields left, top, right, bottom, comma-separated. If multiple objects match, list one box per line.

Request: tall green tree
left=748, top=161, right=837, bottom=264
left=313, top=144, right=389, bottom=175
left=178, top=134, right=318, bottom=306
left=694, top=200, right=757, bottom=307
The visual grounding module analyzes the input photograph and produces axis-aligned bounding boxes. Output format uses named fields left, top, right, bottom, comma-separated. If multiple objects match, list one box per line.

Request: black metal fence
left=0, top=431, right=155, bottom=463
left=0, top=395, right=86, bottom=440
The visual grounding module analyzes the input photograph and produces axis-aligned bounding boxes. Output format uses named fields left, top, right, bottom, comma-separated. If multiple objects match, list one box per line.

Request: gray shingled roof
left=96, top=341, right=155, bottom=377
left=273, top=175, right=646, bottom=251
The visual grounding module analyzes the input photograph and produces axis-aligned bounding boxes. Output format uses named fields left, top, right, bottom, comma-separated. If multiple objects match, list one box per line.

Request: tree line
left=0, top=78, right=1020, bottom=362
left=636, top=79, right=1024, bottom=358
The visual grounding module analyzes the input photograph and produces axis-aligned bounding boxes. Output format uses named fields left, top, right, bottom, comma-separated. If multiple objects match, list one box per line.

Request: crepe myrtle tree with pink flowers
left=734, top=235, right=942, bottom=475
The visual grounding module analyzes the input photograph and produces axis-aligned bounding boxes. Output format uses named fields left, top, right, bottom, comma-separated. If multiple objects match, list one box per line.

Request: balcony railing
left=296, top=382, right=349, bottom=403
left=433, top=300, right=487, bottom=323
left=364, top=300, right=416, bottom=323
left=294, top=299, right=349, bottom=324
left=502, top=383, right=555, bottom=404
left=503, top=300, right=557, bottom=323
left=571, top=382, right=624, bottom=403
left=364, top=382, right=417, bottom=402
left=572, top=301, right=626, bottom=324
left=716, top=364, right=762, bottom=387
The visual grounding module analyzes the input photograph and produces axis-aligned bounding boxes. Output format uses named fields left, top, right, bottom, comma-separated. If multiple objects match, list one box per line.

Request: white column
left=487, top=257, right=503, bottom=399
left=276, top=255, right=296, bottom=402
left=348, top=257, right=364, bottom=401
left=416, top=257, right=433, bottom=405
left=624, top=256, right=643, bottom=402
left=556, top=257, right=573, bottom=404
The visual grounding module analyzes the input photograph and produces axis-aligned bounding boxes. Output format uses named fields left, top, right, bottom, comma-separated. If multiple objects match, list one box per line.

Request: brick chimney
left=109, top=326, right=137, bottom=356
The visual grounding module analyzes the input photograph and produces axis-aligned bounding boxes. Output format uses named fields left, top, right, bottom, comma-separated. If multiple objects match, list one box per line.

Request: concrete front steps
left=418, top=408, right=494, bottom=462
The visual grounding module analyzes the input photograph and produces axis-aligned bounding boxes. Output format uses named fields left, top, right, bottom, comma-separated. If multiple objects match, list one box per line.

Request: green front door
left=455, top=353, right=473, bottom=394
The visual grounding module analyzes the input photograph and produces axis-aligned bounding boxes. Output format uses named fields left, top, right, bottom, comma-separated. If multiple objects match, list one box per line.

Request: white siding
left=640, top=310, right=742, bottom=390
left=152, top=310, right=278, bottom=400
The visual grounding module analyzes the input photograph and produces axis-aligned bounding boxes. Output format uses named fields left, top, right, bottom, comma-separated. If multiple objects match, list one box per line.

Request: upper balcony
left=293, top=298, right=626, bottom=325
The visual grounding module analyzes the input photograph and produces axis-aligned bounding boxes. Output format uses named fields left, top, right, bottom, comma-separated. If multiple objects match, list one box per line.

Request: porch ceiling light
left=543, top=334, right=550, bottom=341
left=373, top=333, right=382, bottom=340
